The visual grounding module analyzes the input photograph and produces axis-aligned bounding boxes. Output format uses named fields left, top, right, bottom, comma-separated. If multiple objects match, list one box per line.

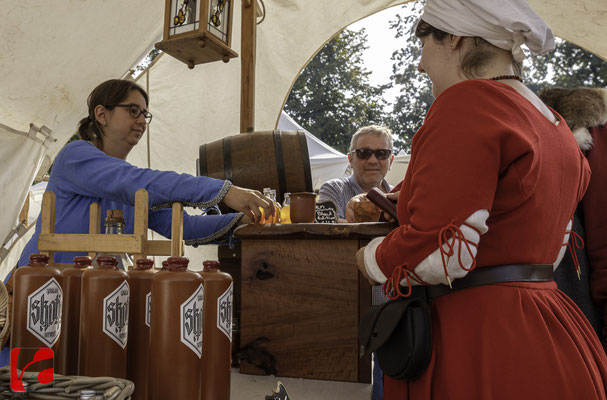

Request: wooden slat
left=240, top=0, right=256, bottom=133
left=40, top=191, right=56, bottom=262
left=143, top=240, right=172, bottom=256
left=19, top=195, right=29, bottom=225
left=88, top=202, right=101, bottom=258
left=133, top=189, right=149, bottom=262
left=171, top=203, right=184, bottom=256
left=38, top=234, right=143, bottom=253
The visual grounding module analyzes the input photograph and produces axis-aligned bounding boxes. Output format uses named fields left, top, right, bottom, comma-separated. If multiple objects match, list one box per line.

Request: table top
left=234, top=222, right=396, bottom=239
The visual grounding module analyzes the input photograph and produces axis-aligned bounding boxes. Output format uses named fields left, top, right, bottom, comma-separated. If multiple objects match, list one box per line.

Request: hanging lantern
left=156, top=0, right=237, bottom=69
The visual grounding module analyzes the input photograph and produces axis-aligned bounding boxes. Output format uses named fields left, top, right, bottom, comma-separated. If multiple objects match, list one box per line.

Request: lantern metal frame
left=156, top=0, right=238, bottom=68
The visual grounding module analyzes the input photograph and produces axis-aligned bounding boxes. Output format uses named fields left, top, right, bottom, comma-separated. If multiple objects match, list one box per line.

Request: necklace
left=489, top=74, right=523, bottom=83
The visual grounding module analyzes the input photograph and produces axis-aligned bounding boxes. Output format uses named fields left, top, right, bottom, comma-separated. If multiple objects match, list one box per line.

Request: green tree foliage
left=524, top=40, right=607, bottom=92
left=284, top=29, right=390, bottom=154
left=387, top=3, right=607, bottom=151
left=385, top=2, right=427, bottom=153
left=286, top=2, right=607, bottom=155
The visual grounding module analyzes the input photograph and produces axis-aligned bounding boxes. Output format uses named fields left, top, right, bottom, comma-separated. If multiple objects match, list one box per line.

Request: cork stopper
left=73, top=256, right=92, bottom=269
left=29, top=254, right=49, bottom=267
left=202, top=260, right=221, bottom=272
left=96, top=256, right=118, bottom=270
left=166, top=257, right=189, bottom=271
left=134, top=258, right=154, bottom=270
left=105, top=209, right=125, bottom=224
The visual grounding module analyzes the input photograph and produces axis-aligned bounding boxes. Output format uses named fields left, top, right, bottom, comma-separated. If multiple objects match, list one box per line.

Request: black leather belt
left=409, top=264, right=554, bottom=300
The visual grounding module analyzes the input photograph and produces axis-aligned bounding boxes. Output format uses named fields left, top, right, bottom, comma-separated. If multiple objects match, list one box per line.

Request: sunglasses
left=350, top=148, right=392, bottom=160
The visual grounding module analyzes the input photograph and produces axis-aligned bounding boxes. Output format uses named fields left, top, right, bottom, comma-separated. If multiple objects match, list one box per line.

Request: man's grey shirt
left=318, top=175, right=392, bottom=219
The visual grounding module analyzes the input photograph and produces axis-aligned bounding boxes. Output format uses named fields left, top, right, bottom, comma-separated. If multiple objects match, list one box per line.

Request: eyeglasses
left=108, top=104, right=153, bottom=124
left=350, top=148, right=392, bottom=160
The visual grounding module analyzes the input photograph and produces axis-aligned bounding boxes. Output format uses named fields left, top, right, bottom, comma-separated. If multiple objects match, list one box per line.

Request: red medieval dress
left=364, top=80, right=607, bottom=399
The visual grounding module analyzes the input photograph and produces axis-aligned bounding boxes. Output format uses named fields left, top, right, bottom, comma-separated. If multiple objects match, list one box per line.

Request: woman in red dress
left=356, top=0, right=607, bottom=398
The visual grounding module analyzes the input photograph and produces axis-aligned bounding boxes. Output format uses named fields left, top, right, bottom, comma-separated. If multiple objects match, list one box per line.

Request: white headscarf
left=421, top=0, right=555, bottom=61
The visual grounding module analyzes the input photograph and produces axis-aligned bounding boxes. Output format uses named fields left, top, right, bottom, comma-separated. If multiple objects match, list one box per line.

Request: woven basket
left=0, top=281, right=8, bottom=350
left=0, top=367, right=134, bottom=399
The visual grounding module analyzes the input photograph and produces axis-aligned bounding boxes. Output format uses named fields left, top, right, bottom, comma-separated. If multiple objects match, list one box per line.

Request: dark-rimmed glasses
left=107, top=104, right=153, bottom=124
left=350, top=148, right=392, bottom=160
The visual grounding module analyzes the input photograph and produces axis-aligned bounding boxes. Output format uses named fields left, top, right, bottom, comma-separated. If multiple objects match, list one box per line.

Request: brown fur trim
left=539, top=87, right=607, bottom=149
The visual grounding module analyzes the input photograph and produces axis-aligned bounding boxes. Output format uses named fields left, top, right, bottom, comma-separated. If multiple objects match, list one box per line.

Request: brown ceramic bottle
left=79, top=256, right=129, bottom=378
left=11, top=254, right=62, bottom=372
left=56, top=256, right=91, bottom=375
left=149, top=257, right=203, bottom=400
left=126, top=258, right=156, bottom=400
left=200, top=260, right=233, bottom=400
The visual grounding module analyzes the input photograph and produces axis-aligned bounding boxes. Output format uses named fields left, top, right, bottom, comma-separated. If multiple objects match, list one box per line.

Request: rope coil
left=0, top=367, right=134, bottom=399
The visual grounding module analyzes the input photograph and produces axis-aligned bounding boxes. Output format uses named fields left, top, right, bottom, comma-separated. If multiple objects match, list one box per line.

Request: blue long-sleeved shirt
left=17, top=140, right=241, bottom=266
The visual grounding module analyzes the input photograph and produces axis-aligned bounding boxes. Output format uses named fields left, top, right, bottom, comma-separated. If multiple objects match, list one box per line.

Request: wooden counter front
left=234, top=222, right=394, bottom=383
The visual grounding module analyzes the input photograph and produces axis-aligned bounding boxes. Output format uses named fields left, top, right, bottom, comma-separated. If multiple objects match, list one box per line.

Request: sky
left=347, top=4, right=412, bottom=105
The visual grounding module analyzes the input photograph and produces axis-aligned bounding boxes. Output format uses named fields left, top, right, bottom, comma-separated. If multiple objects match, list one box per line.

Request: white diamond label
left=145, top=292, right=151, bottom=328
left=27, top=277, right=62, bottom=347
left=180, top=284, right=203, bottom=358
left=217, top=282, right=233, bottom=342
left=103, top=281, right=130, bottom=349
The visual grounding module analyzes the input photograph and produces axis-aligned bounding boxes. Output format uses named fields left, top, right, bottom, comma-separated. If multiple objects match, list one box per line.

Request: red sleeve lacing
left=565, top=230, right=585, bottom=279
left=382, top=220, right=482, bottom=300
left=438, top=221, right=481, bottom=288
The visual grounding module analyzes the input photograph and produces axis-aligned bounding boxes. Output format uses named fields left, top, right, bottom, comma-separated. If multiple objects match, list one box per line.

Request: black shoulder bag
left=358, top=289, right=432, bottom=381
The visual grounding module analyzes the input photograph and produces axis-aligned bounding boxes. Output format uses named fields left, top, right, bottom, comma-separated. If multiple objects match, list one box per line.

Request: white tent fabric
left=277, top=111, right=349, bottom=189
left=0, top=124, right=52, bottom=248
left=277, top=111, right=411, bottom=188
left=1, top=0, right=606, bottom=266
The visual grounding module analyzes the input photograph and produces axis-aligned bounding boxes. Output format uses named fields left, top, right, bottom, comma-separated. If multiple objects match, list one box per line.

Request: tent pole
left=240, top=0, right=257, bottom=133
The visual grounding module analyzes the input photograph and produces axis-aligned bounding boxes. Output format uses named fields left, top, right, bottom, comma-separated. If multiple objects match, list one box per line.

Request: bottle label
left=103, top=281, right=130, bottom=349
left=27, top=277, right=63, bottom=347
left=217, top=282, right=233, bottom=342
left=145, top=292, right=151, bottom=327
left=180, top=284, right=203, bottom=358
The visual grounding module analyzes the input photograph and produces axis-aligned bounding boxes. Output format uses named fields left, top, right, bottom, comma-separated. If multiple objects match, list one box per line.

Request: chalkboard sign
left=315, top=200, right=338, bottom=223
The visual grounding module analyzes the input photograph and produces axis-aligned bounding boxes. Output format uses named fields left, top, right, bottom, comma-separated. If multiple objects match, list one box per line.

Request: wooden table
left=232, top=222, right=394, bottom=383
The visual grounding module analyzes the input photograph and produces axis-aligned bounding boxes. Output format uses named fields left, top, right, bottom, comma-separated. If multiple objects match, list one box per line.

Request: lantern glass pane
left=207, top=0, right=230, bottom=44
left=169, top=0, right=201, bottom=37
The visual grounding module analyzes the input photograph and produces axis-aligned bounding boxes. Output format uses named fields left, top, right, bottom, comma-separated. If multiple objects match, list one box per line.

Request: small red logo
left=10, top=348, right=54, bottom=392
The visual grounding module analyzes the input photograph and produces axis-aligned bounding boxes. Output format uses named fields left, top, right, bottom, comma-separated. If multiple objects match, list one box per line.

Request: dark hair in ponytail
left=77, top=79, right=149, bottom=148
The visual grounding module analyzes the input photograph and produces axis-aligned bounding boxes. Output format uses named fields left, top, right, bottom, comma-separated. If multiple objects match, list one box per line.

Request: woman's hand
left=222, top=185, right=273, bottom=224
left=356, top=246, right=379, bottom=285
left=237, top=213, right=252, bottom=226
left=381, top=191, right=399, bottom=222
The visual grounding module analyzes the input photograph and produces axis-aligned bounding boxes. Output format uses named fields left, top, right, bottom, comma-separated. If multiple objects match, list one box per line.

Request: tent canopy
left=1, top=0, right=606, bottom=267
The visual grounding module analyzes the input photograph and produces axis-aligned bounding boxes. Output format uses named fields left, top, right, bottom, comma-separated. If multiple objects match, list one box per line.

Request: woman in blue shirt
left=16, top=78, right=273, bottom=266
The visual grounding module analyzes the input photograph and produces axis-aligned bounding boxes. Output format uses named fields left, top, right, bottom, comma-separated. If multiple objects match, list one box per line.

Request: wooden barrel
left=197, top=130, right=313, bottom=203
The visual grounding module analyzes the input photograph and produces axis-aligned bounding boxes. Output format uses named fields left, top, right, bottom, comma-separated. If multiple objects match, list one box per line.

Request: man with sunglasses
left=319, top=125, right=394, bottom=400
left=319, top=125, right=395, bottom=222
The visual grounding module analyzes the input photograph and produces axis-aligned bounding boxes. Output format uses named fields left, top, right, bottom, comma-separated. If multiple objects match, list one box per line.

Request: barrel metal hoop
left=298, top=130, right=313, bottom=192
left=223, top=137, right=233, bottom=182
left=198, top=144, right=208, bottom=176
left=273, top=130, right=287, bottom=204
